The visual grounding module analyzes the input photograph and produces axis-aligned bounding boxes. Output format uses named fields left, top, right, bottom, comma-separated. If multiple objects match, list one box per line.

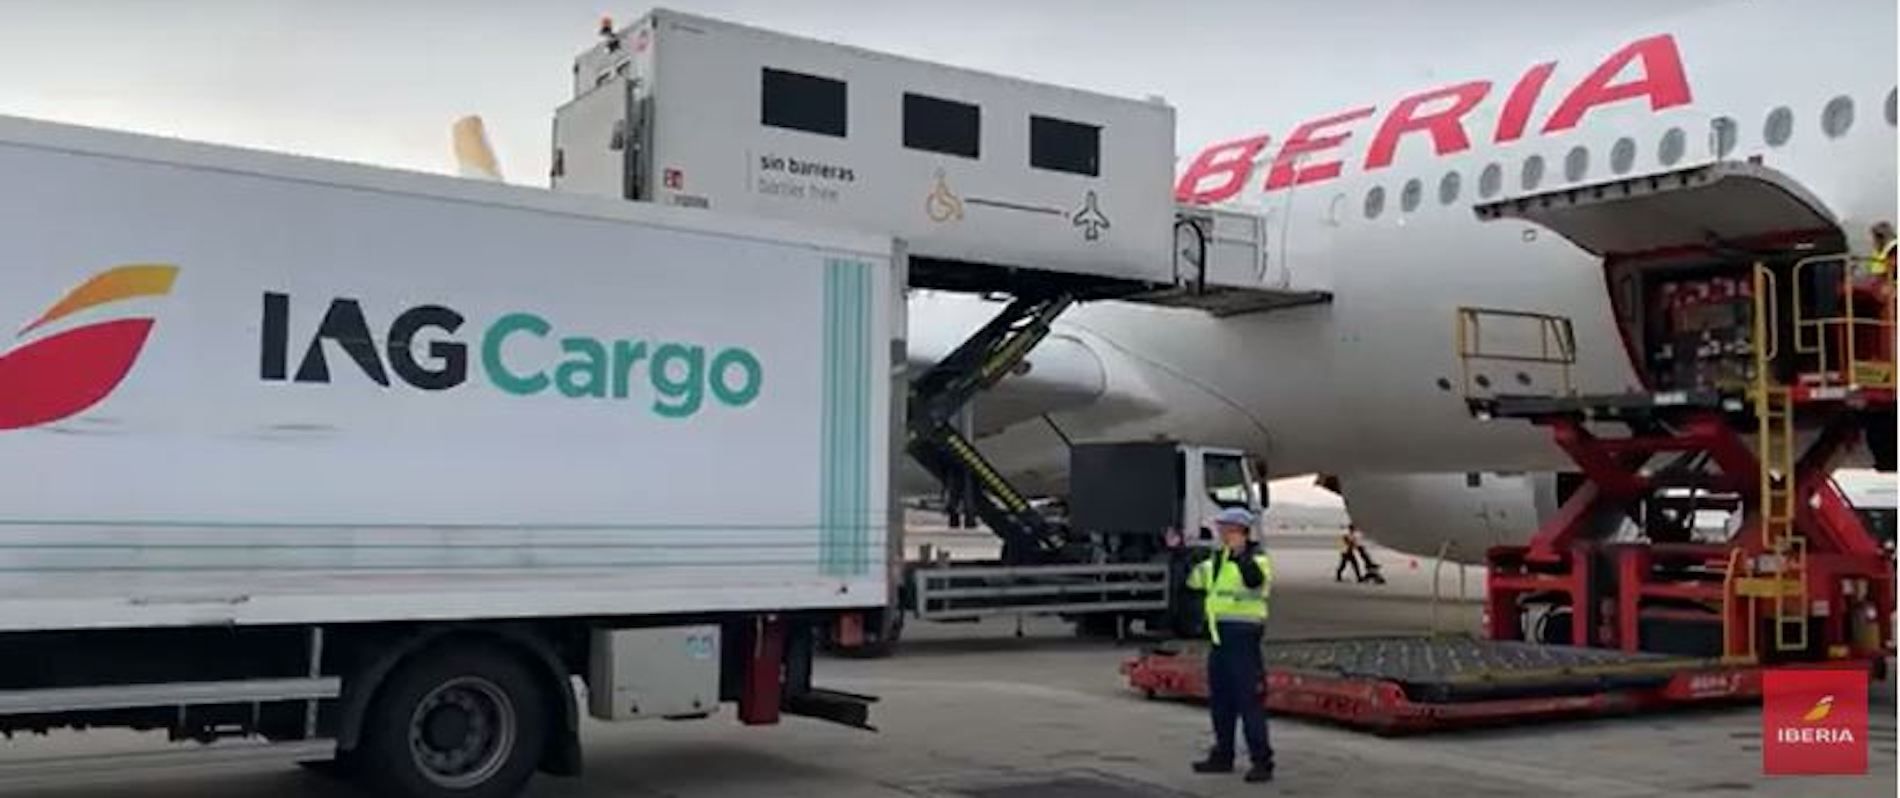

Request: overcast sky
left=0, top=0, right=1729, bottom=183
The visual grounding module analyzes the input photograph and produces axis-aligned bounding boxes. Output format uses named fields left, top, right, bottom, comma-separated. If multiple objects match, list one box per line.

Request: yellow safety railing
left=1749, top=262, right=1809, bottom=652
left=1454, top=307, right=1578, bottom=400
left=1429, top=540, right=1471, bottom=637
left=1790, top=252, right=1897, bottom=390
left=1721, top=547, right=1759, bottom=664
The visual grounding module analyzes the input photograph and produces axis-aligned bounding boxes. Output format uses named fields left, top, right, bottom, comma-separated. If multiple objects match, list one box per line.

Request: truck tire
left=355, top=642, right=548, bottom=798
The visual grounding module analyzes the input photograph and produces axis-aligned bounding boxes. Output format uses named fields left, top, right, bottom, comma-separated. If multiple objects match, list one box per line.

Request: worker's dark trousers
left=1206, top=621, right=1273, bottom=766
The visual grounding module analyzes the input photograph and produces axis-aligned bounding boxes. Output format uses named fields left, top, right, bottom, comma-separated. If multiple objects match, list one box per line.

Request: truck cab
left=1066, top=441, right=1266, bottom=557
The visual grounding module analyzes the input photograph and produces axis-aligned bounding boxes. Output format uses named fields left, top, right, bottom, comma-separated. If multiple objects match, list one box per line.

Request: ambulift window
left=904, top=93, right=980, bottom=158
left=761, top=67, right=847, bottom=137
left=1204, top=454, right=1253, bottom=510
left=1030, top=115, right=1100, bottom=176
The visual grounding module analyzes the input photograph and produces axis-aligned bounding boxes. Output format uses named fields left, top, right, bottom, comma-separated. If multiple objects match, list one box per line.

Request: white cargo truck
left=0, top=113, right=901, bottom=797
left=0, top=7, right=1330, bottom=793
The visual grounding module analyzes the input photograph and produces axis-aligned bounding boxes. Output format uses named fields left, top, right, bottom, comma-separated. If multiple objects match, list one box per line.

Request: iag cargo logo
left=1763, top=668, right=1868, bottom=775
left=259, top=293, right=763, bottom=419
left=0, top=265, right=179, bottom=430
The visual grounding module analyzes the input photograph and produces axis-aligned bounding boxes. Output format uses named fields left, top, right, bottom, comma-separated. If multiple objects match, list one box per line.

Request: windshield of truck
left=1205, top=454, right=1254, bottom=509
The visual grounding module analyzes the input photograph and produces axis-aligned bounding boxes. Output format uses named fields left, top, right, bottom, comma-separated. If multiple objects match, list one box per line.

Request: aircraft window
left=1401, top=178, right=1422, bottom=213
left=1710, top=117, right=1739, bottom=157
left=1821, top=95, right=1854, bottom=139
left=1520, top=155, right=1546, bottom=191
left=1364, top=185, right=1386, bottom=219
left=1438, top=171, right=1461, bottom=205
left=903, top=93, right=980, bottom=158
left=1029, top=115, right=1101, bottom=176
left=1564, top=145, right=1590, bottom=182
left=761, top=67, right=847, bottom=138
left=1658, top=127, right=1687, bottom=166
left=1478, top=163, right=1503, bottom=199
left=1887, top=88, right=1897, bottom=126
left=1610, top=137, right=1637, bottom=175
left=1326, top=193, right=1347, bottom=226
left=1764, top=106, right=1794, bottom=148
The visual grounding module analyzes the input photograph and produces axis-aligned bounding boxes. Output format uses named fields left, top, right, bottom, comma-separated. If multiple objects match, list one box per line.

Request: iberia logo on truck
left=0, top=264, right=179, bottom=430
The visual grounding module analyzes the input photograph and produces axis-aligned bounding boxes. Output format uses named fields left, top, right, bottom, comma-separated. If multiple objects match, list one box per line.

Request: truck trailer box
left=0, top=113, right=899, bottom=633
left=556, top=7, right=1178, bottom=291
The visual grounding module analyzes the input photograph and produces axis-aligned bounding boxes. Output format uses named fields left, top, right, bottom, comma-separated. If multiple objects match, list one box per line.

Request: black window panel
left=761, top=68, right=846, bottom=137
left=1029, top=115, right=1100, bottom=176
left=903, top=93, right=980, bottom=158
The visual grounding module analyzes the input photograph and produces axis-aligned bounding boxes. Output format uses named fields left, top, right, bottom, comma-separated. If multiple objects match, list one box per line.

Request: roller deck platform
left=1119, top=635, right=1818, bottom=735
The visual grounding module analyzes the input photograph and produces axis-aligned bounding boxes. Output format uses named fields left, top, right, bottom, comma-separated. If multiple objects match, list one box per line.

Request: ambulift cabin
left=556, top=8, right=1175, bottom=295
left=549, top=9, right=1326, bottom=653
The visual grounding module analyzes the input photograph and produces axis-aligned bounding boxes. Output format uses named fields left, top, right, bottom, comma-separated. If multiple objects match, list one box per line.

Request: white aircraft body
left=901, top=0, right=1898, bottom=561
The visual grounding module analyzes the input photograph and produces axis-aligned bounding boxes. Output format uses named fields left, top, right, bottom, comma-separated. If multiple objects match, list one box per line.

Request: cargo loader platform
left=1118, top=635, right=1822, bottom=735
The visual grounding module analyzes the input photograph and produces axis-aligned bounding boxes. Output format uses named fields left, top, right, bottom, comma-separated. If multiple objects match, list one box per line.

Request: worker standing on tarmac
left=1187, top=507, right=1275, bottom=783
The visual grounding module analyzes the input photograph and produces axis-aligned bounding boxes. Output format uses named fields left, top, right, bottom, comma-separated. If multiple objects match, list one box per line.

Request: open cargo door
left=1473, top=160, right=1843, bottom=260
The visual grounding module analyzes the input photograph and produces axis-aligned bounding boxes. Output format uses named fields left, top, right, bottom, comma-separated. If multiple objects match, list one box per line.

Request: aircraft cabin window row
left=1611, top=137, right=1637, bottom=175
left=1478, top=163, right=1503, bottom=200
left=1564, top=145, right=1590, bottom=182
left=1360, top=88, right=1896, bottom=224
left=1821, top=95, right=1854, bottom=139
left=1658, top=127, right=1687, bottom=166
left=759, top=67, right=1101, bottom=176
left=1520, top=155, right=1546, bottom=192
left=1764, top=106, right=1794, bottom=148
left=1711, top=116, right=1740, bottom=157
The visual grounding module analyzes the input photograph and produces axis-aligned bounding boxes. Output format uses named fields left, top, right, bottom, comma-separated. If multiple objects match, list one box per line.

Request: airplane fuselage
left=935, top=0, right=1895, bottom=503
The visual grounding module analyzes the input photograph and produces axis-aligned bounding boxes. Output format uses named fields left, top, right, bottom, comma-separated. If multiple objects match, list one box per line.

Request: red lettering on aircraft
left=1174, top=133, right=1272, bottom=204
left=1264, top=107, right=1376, bottom=191
left=1364, top=80, right=1492, bottom=170
left=1495, top=61, right=1558, bottom=143
left=1174, top=33, right=1694, bottom=204
left=1543, top=34, right=1692, bottom=133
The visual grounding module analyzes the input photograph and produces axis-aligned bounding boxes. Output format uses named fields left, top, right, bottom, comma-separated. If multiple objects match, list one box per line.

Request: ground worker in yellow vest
left=1187, top=507, right=1275, bottom=783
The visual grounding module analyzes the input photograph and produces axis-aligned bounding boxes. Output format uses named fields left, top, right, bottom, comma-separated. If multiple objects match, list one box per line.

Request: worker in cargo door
left=1186, top=507, right=1275, bottom=783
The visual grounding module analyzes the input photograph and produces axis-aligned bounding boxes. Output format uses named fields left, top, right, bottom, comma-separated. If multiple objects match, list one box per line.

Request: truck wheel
left=356, top=642, right=547, bottom=798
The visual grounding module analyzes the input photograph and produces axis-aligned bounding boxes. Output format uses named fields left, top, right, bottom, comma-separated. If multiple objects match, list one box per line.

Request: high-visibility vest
left=1187, top=548, right=1272, bottom=645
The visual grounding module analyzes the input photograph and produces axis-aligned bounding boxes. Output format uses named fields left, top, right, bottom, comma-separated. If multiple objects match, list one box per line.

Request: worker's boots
left=1190, top=753, right=1233, bottom=773
left=1244, top=761, right=1275, bottom=783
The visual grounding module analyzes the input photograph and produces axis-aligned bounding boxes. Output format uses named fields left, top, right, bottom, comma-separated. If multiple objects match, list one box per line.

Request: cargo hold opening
left=1474, top=160, right=1881, bottom=394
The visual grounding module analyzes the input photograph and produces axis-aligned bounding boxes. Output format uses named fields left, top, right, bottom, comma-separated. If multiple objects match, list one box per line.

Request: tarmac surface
left=1, top=528, right=1892, bottom=798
